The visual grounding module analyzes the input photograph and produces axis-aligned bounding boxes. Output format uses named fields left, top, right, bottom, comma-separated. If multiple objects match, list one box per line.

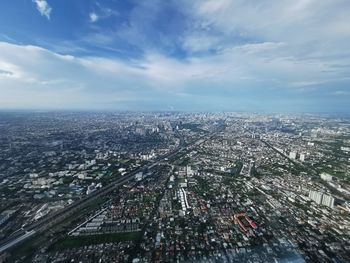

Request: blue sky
left=0, top=0, right=349, bottom=112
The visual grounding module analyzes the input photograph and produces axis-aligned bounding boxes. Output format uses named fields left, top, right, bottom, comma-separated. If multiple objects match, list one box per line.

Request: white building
left=289, top=151, right=297, bottom=160
left=309, top=190, right=322, bottom=204
left=135, top=172, right=143, bottom=181
left=320, top=173, right=333, bottom=182
left=321, top=194, right=334, bottom=208
left=309, top=190, right=334, bottom=208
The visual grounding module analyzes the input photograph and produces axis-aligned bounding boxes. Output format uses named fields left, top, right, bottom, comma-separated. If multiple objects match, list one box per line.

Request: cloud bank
left=0, top=0, right=349, bottom=112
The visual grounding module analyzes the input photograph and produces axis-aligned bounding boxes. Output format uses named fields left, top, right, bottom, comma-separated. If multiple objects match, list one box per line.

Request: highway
left=0, top=131, right=214, bottom=254
left=0, top=230, right=36, bottom=253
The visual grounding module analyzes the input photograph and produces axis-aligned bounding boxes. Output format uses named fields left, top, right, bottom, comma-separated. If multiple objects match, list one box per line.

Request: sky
left=0, top=0, right=349, bottom=112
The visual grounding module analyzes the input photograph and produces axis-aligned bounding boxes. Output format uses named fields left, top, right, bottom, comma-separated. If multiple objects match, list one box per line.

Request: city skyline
left=1, top=111, right=349, bottom=262
left=0, top=0, right=350, bottom=112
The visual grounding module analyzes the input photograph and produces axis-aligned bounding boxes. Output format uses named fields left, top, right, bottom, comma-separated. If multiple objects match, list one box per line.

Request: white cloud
left=89, top=13, right=99, bottom=23
left=332, top=90, right=350, bottom=96
left=89, top=3, right=119, bottom=23
left=231, top=42, right=285, bottom=55
left=3, top=0, right=350, bottom=111
left=0, top=38, right=347, bottom=110
left=0, top=41, right=236, bottom=109
left=182, top=34, right=220, bottom=53
left=1, top=0, right=349, bottom=111
left=289, top=80, right=326, bottom=88
left=0, top=42, right=171, bottom=109
left=33, top=0, right=52, bottom=20
left=174, top=0, right=350, bottom=88
left=190, top=0, right=350, bottom=45
left=95, top=3, right=119, bottom=18
left=173, top=0, right=350, bottom=68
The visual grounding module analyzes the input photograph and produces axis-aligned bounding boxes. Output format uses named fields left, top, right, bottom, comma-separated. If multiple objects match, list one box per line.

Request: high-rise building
left=308, top=190, right=334, bottom=208
left=321, top=194, right=334, bottom=208
left=299, top=153, right=305, bottom=162
left=309, top=190, right=322, bottom=204
left=289, top=151, right=297, bottom=159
